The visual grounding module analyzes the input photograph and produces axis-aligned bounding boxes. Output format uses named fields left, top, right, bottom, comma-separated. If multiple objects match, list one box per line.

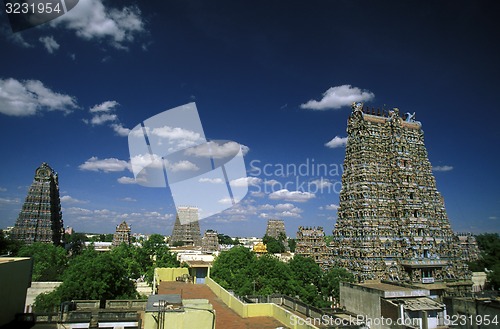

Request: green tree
left=320, top=267, right=355, bottom=302
left=139, top=234, right=180, bottom=283
left=288, top=238, right=296, bottom=252
left=211, top=246, right=256, bottom=294
left=253, top=254, right=296, bottom=296
left=111, top=243, right=142, bottom=280
left=217, top=233, right=238, bottom=245
left=63, top=232, right=87, bottom=256
left=18, top=242, right=67, bottom=281
left=34, top=248, right=138, bottom=311
left=0, top=230, right=24, bottom=256
left=468, top=233, right=500, bottom=289
left=263, top=234, right=286, bottom=253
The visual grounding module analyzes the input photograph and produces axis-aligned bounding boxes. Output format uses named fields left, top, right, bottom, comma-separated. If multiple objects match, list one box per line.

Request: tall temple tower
left=170, top=206, right=202, bottom=247
left=331, top=103, right=471, bottom=292
left=11, top=163, right=63, bottom=245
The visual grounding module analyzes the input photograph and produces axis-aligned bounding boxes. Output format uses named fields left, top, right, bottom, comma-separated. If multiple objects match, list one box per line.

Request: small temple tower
left=11, top=163, right=63, bottom=245
left=295, top=226, right=330, bottom=269
left=112, top=221, right=131, bottom=247
left=201, top=230, right=220, bottom=253
left=265, top=219, right=287, bottom=239
left=330, top=102, right=472, bottom=294
left=170, top=206, right=202, bottom=247
left=265, top=219, right=289, bottom=251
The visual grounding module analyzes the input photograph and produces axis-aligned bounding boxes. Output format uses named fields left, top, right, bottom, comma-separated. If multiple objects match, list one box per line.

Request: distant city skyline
left=1, top=0, right=498, bottom=236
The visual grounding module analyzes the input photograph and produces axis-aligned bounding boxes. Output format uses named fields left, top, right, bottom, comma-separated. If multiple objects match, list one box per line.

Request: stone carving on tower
left=330, top=102, right=472, bottom=293
left=170, top=206, right=202, bottom=247
left=112, top=221, right=131, bottom=247
left=11, top=163, right=63, bottom=245
left=202, top=229, right=220, bottom=253
left=296, top=226, right=330, bottom=269
left=265, top=219, right=289, bottom=251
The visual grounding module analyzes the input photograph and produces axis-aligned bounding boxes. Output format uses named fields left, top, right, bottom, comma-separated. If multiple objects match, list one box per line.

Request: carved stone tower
left=112, top=221, right=131, bottom=247
left=170, top=206, right=202, bottom=247
left=331, top=103, right=471, bottom=292
left=296, top=226, right=330, bottom=269
left=11, top=163, right=63, bottom=245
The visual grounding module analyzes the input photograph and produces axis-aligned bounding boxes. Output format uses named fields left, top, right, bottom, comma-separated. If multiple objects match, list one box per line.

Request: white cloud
left=301, top=85, right=375, bottom=110
left=119, top=197, right=136, bottom=202
left=60, top=195, right=88, bottom=204
left=117, top=176, right=140, bottom=184
left=230, top=177, right=262, bottom=187
left=39, top=36, right=60, bottom=54
left=324, top=204, right=339, bottom=210
left=279, top=211, right=301, bottom=218
left=50, top=0, right=145, bottom=49
left=79, top=157, right=130, bottom=172
left=110, top=123, right=130, bottom=136
left=63, top=206, right=173, bottom=225
left=264, top=179, right=280, bottom=186
left=432, top=165, right=454, bottom=172
left=199, top=177, right=225, bottom=184
left=90, top=100, right=119, bottom=113
left=165, top=160, right=199, bottom=172
left=309, top=178, right=334, bottom=189
left=184, top=141, right=246, bottom=159
left=91, top=113, right=117, bottom=125
left=269, top=189, right=315, bottom=202
left=0, top=78, right=78, bottom=116
left=325, top=136, right=348, bottom=148
left=86, top=101, right=130, bottom=136
left=0, top=197, right=20, bottom=204
left=250, top=191, right=265, bottom=198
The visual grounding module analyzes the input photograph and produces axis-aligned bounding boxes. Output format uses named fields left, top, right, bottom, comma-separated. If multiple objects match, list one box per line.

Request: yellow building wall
left=205, top=277, right=319, bottom=329
left=0, top=258, right=32, bottom=326
left=154, top=267, right=189, bottom=283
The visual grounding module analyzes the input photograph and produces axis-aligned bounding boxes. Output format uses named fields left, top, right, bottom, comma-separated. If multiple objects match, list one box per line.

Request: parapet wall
left=206, top=277, right=319, bottom=329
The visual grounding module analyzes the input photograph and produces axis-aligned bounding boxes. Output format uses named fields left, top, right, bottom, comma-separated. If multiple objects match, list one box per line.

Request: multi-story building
left=331, top=102, right=472, bottom=294
left=11, top=163, right=63, bottom=245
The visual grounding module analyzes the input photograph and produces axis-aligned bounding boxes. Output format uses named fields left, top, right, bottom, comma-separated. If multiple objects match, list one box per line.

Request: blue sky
left=0, top=0, right=498, bottom=237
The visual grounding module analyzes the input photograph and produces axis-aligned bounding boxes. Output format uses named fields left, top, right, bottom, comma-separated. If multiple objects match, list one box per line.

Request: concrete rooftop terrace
left=158, top=281, right=288, bottom=329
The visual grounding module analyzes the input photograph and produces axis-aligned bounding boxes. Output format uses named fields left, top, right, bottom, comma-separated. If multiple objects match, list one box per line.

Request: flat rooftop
left=343, top=281, right=430, bottom=298
left=158, top=281, right=288, bottom=329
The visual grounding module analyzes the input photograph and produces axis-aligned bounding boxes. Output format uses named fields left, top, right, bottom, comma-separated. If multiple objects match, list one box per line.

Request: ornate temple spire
left=11, top=163, right=63, bottom=245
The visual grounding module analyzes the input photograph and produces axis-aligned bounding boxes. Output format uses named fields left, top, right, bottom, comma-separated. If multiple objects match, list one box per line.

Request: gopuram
left=112, top=221, right=131, bottom=247
left=330, top=102, right=473, bottom=294
left=170, top=206, right=202, bottom=247
left=11, top=163, right=64, bottom=245
left=296, top=226, right=330, bottom=269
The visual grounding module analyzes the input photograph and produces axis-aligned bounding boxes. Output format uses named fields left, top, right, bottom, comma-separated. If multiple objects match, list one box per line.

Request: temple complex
left=170, top=206, right=202, bottom=247
left=295, top=226, right=330, bottom=269
left=11, top=163, right=63, bottom=245
left=330, top=102, right=473, bottom=295
left=112, top=221, right=131, bottom=247
left=201, top=229, right=220, bottom=253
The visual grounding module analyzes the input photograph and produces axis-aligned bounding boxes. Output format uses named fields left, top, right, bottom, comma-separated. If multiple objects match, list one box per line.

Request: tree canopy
left=210, top=247, right=354, bottom=308
left=468, top=233, right=500, bottom=289
left=18, top=242, right=67, bottom=281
